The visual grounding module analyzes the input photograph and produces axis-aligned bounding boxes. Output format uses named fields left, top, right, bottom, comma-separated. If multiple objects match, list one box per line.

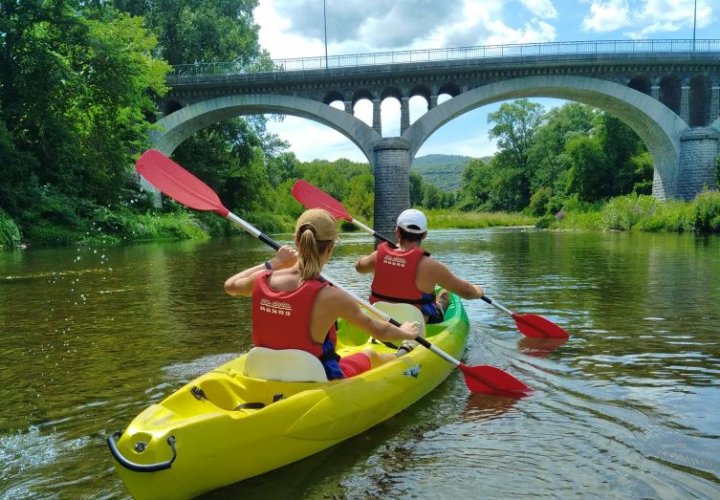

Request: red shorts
left=339, top=352, right=371, bottom=378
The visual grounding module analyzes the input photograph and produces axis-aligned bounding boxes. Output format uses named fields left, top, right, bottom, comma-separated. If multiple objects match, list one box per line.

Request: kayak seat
left=243, top=347, right=328, bottom=383
left=337, top=302, right=426, bottom=347
left=374, top=302, right=426, bottom=337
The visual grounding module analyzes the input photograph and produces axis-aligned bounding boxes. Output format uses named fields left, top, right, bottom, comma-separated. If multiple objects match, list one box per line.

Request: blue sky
left=254, top=0, right=718, bottom=162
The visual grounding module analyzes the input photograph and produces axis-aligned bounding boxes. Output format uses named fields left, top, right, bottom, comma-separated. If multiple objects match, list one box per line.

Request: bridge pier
left=372, top=98, right=382, bottom=135
left=400, top=97, right=410, bottom=135
left=676, top=128, right=720, bottom=200
left=373, top=138, right=411, bottom=239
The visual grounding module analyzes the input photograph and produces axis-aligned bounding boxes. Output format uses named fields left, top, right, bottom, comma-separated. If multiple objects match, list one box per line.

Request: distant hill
left=412, top=154, right=491, bottom=192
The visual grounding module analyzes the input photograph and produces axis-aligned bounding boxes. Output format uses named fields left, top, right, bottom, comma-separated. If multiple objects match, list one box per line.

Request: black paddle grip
left=259, top=233, right=280, bottom=250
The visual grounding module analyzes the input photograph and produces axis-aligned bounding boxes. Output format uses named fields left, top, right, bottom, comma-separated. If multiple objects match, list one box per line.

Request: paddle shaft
left=481, top=295, right=514, bottom=315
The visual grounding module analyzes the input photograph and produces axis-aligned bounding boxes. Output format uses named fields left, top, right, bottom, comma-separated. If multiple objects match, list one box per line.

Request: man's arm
left=354, top=250, right=378, bottom=274
left=427, top=260, right=484, bottom=300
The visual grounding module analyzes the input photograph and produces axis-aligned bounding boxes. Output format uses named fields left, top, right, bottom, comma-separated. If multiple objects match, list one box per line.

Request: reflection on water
left=516, top=336, right=568, bottom=357
left=461, top=393, right=520, bottom=422
left=1, top=229, right=719, bottom=499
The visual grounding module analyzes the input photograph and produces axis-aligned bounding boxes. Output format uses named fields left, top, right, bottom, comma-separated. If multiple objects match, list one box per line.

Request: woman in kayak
left=224, top=208, right=419, bottom=380
left=355, top=208, right=484, bottom=324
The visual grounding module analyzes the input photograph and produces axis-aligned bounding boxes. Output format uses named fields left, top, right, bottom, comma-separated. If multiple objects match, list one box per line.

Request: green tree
left=565, top=135, right=609, bottom=201
left=409, top=171, right=424, bottom=206
left=0, top=1, right=168, bottom=210
left=133, top=0, right=269, bottom=67
left=172, top=120, right=272, bottom=212
left=457, top=158, right=492, bottom=210
left=266, top=151, right=300, bottom=188
left=630, top=152, right=654, bottom=195
left=347, top=172, right=375, bottom=221
left=595, top=113, right=648, bottom=196
left=527, top=103, right=596, bottom=195
left=487, top=99, right=544, bottom=208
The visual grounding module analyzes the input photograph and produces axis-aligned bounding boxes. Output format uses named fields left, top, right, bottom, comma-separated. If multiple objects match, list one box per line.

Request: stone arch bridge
left=152, top=39, right=720, bottom=235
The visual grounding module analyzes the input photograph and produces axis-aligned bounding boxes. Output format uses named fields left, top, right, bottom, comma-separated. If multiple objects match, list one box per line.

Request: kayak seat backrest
left=373, top=302, right=426, bottom=337
left=337, top=302, right=426, bottom=346
left=243, top=347, right=328, bottom=383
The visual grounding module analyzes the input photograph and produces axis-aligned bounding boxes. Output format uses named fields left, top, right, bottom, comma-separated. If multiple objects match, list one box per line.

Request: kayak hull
left=109, top=294, right=469, bottom=500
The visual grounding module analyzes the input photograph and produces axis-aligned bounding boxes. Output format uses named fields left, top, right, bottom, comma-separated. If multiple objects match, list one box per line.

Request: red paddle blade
left=136, top=150, right=229, bottom=217
left=512, top=313, right=569, bottom=339
left=291, top=180, right=352, bottom=221
left=460, top=364, right=531, bottom=397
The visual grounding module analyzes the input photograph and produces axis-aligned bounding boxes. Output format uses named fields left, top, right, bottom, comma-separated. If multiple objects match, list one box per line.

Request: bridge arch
left=404, top=75, right=690, bottom=199
left=150, top=94, right=380, bottom=161
left=322, top=90, right=345, bottom=105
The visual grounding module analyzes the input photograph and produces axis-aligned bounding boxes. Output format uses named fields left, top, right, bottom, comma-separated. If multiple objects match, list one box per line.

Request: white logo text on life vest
left=382, top=255, right=406, bottom=268
left=259, top=298, right=292, bottom=316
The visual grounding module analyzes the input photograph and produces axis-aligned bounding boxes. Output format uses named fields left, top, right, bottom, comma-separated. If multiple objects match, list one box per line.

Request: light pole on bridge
left=692, top=0, right=697, bottom=52
left=323, top=0, right=328, bottom=68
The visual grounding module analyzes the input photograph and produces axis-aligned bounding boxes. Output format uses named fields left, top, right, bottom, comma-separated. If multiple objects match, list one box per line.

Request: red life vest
left=251, top=272, right=337, bottom=357
left=370, top=242, right=432, bottom=305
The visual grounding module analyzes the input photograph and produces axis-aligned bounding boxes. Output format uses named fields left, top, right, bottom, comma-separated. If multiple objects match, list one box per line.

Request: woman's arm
left=224, top=245, right=297, bottom=297
left=326, top=288, right=418, bottom=343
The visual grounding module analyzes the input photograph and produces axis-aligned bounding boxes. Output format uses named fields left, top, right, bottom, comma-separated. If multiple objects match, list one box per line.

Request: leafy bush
left=92, top=206, right=131, bottom=234
left=246, top=211, right=295, bottom=234
left=535, top=215, right=554, bottom=229
left=601, top=194, right=657, bottom=230
left=554, top=210, right=603, bottom=230
left=693, top=190, right=720, bottom=233
left=638, top=199, right=694, bottom=232
left=25, top=223, right=85, bottom=246
left=0, top=209, right=21, bottom=249
left=528, top=187, right=552, bottom=216
left=129, top=213, right=209, bottom=241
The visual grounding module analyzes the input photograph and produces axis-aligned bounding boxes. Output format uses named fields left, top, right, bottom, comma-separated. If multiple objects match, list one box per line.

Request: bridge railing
left=170, top=39, right=720, bottom=78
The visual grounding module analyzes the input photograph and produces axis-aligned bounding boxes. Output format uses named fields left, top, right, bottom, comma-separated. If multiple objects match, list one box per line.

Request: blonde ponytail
left=296, top=225, right=332, bottom=281
left=294, top=209, right=337, bottom=281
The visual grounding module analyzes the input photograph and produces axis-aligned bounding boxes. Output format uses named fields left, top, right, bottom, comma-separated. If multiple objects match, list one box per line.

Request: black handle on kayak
left=107, top=431, right=177, bottom=472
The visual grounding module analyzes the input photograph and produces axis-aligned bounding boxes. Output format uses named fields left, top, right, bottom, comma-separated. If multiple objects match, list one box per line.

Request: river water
left=1, top=228, right=718, bottom=499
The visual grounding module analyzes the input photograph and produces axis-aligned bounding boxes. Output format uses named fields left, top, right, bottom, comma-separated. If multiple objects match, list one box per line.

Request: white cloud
left=265, top=116, right=368, bottom=162
left=625, top=0, right=714, bottom=38
left=255, top=0, right=559, bottom=57
left=254, top=1, right=325, bottom=59
left=484, top=19, right=557, bottom=45
left=582, top=0, right=632, bottom=33
left=521, top=0, right=559, bottom=19
left=581, top=0, right=715, bottom=37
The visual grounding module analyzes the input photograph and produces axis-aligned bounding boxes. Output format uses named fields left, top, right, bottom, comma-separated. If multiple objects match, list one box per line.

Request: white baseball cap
left=396, top=209, right=427, bottom=234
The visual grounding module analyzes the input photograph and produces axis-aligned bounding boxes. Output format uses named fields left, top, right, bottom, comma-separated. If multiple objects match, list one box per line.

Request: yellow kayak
left=108, top=293, right=470, bottom=500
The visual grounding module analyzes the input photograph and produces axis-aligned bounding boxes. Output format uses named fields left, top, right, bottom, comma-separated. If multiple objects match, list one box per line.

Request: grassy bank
left=0, top=202, right=298, bottom=251
left=424, top=209, right=536, bottom=229
left=538, top=191, right=720, bottom=233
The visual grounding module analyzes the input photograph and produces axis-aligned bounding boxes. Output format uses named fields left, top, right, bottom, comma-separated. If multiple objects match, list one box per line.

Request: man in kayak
left=355, top=208, right=484, bottom=324
left=224, top=208, right=419, bottom=380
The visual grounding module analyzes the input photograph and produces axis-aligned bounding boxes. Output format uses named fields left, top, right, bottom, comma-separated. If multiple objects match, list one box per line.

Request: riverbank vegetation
left=1, top=2, right=718, bottom=251
left=537, top=191, right=720, bottom=233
